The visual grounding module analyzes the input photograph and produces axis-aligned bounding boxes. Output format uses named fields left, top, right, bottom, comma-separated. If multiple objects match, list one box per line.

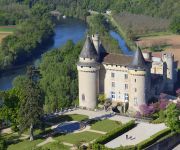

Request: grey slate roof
left=80, top=36, right=98, bottom=59
left=129, top=47, right=147, bottom=70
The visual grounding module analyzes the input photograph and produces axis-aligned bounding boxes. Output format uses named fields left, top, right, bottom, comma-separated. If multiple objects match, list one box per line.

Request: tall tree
left=18, top=66, right=44, bottom=141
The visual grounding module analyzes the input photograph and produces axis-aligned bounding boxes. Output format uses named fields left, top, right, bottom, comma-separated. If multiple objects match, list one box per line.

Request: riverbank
left=0, top=19, right=87, bottom=90
left=87, top=14, right=121, bottom=54
left=104, top=14, right=136, bottom=51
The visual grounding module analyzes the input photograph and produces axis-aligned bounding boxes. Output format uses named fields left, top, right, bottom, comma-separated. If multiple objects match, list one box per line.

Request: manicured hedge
left=137, top=128, right=171, bottom=150
left=115, top=145, right=137, bottom=150
left=91, top=143, right=137, bottom=150
left=94, top=120, right=136, bottom=145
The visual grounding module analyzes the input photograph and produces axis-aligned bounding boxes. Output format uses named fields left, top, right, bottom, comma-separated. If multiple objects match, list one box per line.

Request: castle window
left=111, top=92, right=115, bottom=99
left=134, top=98, right=138, bottom=106
left=112, top=82, right=115, bottom=87
left=125, top=74, right=128, bottom=79
left=124, top=93, right=129, bottom=101
left=125, top=84, right=128, bottom=90
left=82, top=94, right=85, bottom=101
left=135, top=88, right=137, bottom=92
left=135, top=79, right=136, bottom=82
left=111, top=72, right=115, bottom=78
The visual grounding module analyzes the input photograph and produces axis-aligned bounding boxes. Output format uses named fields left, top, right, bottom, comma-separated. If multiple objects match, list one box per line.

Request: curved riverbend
left=0, top=20, right=132, bottom=91
left=110, top=31, right=133, bottom=55
left=0, top=19, right=87, bottom=90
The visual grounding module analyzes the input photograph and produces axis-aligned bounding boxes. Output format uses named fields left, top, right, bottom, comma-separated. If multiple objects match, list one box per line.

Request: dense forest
left=39, top=40, right=81, bottom=112
left=37, top=0, right=180, bottom=19
left=1, top=0, right=180, bottom=24
left=0, top=4, right=54, bottom=70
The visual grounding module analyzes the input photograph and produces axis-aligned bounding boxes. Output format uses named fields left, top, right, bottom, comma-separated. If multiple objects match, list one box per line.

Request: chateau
left=77, top=35, right=178, bottom=111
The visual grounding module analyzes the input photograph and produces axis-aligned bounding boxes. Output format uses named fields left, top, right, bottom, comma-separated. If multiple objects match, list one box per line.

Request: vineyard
left=113, top=12, right=170, bottom=36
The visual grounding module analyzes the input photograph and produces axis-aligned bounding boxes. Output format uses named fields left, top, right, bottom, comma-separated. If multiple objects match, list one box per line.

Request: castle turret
left=77, top=36, right=100, bottom=109
left=162, top=53, right=174, bottom=92
left=128, top=48, right=150, bottom=111
left=92, top=34, right=100, bottom=57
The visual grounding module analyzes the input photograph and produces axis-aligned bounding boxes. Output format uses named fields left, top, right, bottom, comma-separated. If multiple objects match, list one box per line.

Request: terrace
left=2, top=108, right=172, bottom=150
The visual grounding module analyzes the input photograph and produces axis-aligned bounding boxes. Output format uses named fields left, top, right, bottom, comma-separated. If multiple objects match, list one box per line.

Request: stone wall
left=145, top=133, right=180, bottom=150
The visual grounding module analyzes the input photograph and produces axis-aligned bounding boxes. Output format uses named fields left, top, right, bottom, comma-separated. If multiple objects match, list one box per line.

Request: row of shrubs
left=136, top=128, right=171, bottom=149
left=95, top=120, right=136, bottom=144
left=91, top=121, right=171, bottom=150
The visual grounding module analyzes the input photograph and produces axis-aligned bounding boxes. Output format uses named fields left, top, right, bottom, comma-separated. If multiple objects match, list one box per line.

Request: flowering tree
left=159, top=100, right=169, bottom=110
left=139, top=104, right=155, bottom=116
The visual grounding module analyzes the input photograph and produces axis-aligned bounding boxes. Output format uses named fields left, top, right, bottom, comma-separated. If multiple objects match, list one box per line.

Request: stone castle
left=77, top=35, right=178, bottom=111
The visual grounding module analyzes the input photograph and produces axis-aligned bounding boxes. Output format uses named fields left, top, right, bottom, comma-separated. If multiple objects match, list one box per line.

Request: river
left=0, top=19, right=132, bottom=91
left=0, top=19, right=87, bottom=90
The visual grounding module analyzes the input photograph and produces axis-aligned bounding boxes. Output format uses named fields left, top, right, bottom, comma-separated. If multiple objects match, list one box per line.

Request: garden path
left=105, top=122, right=166, bottom=148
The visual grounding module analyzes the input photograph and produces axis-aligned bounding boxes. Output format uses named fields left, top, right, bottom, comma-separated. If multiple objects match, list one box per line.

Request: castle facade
left=77, top=35, right=178, bottom=111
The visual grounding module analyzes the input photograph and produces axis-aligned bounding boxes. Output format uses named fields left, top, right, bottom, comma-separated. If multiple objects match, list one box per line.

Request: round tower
left=77, top=36, right=100, bottom=109
left=128, top=48, right=150, bottom=111
left=162, top=53, right=174, bottom=92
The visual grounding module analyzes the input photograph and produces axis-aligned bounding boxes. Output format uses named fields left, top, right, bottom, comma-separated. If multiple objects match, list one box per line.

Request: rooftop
left=102, top=53, right=132, bottom=66
left=80, top=36, right=98, bottom=59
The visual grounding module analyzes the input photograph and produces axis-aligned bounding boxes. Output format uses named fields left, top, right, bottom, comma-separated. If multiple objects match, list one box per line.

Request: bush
left=95, top=120, right=136, bottom=144
left=137, top=128, right=171, bottom=150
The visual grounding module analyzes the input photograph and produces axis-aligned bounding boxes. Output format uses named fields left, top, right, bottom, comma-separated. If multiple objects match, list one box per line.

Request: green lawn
left=41, top=142, right=70, bottom=150
left=47, top=114, right=89, bottom=124
left=0, top=26, right=16, bottom=32
left=90, top=119, right=122, bottom=132
left=6, top=131, right=102, bottom=150
left=55, top=131, right=102, bottom=145
left=7, top=139, right=43, bottom=150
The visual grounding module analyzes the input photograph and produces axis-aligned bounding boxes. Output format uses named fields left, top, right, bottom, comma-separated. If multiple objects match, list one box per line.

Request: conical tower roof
left=129, top=47, right=146, bottom=70
left=80, top=36, right=98, bottom=59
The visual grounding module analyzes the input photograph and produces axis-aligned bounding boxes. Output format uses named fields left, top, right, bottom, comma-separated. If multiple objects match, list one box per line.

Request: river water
left=0, top=19, right=132, bottom=91
left=0, top=19, right=87, bottom=90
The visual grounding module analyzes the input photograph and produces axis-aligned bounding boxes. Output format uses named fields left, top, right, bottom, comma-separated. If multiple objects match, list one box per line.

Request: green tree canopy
left=170, top=15, right=180, bottom=34
left=165, top=103, right=180, bottom=132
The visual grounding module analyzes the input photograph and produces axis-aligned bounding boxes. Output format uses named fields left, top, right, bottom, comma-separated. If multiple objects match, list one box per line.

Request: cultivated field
left=137, top=35, right=180, bottom=67
left=113, top=13, right=170, bottom=36
left=0, top=26, right=16, bottom=43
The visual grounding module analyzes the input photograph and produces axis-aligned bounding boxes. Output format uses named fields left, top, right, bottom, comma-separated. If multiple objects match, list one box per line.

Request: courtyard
left=2, top=109, right=169, bottom=150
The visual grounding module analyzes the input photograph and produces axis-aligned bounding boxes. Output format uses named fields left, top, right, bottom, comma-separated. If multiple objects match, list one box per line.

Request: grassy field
left=90, top=119, right=122, bottom=132
left=41, top=142, right=70, bottom=150
left=0, top=26, right=16, bottom=43
left=7, top=139, right=43, bottom=150
left=0, top=26, right=16, bottom=32
left=55, top=131, right=102, bottom=145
